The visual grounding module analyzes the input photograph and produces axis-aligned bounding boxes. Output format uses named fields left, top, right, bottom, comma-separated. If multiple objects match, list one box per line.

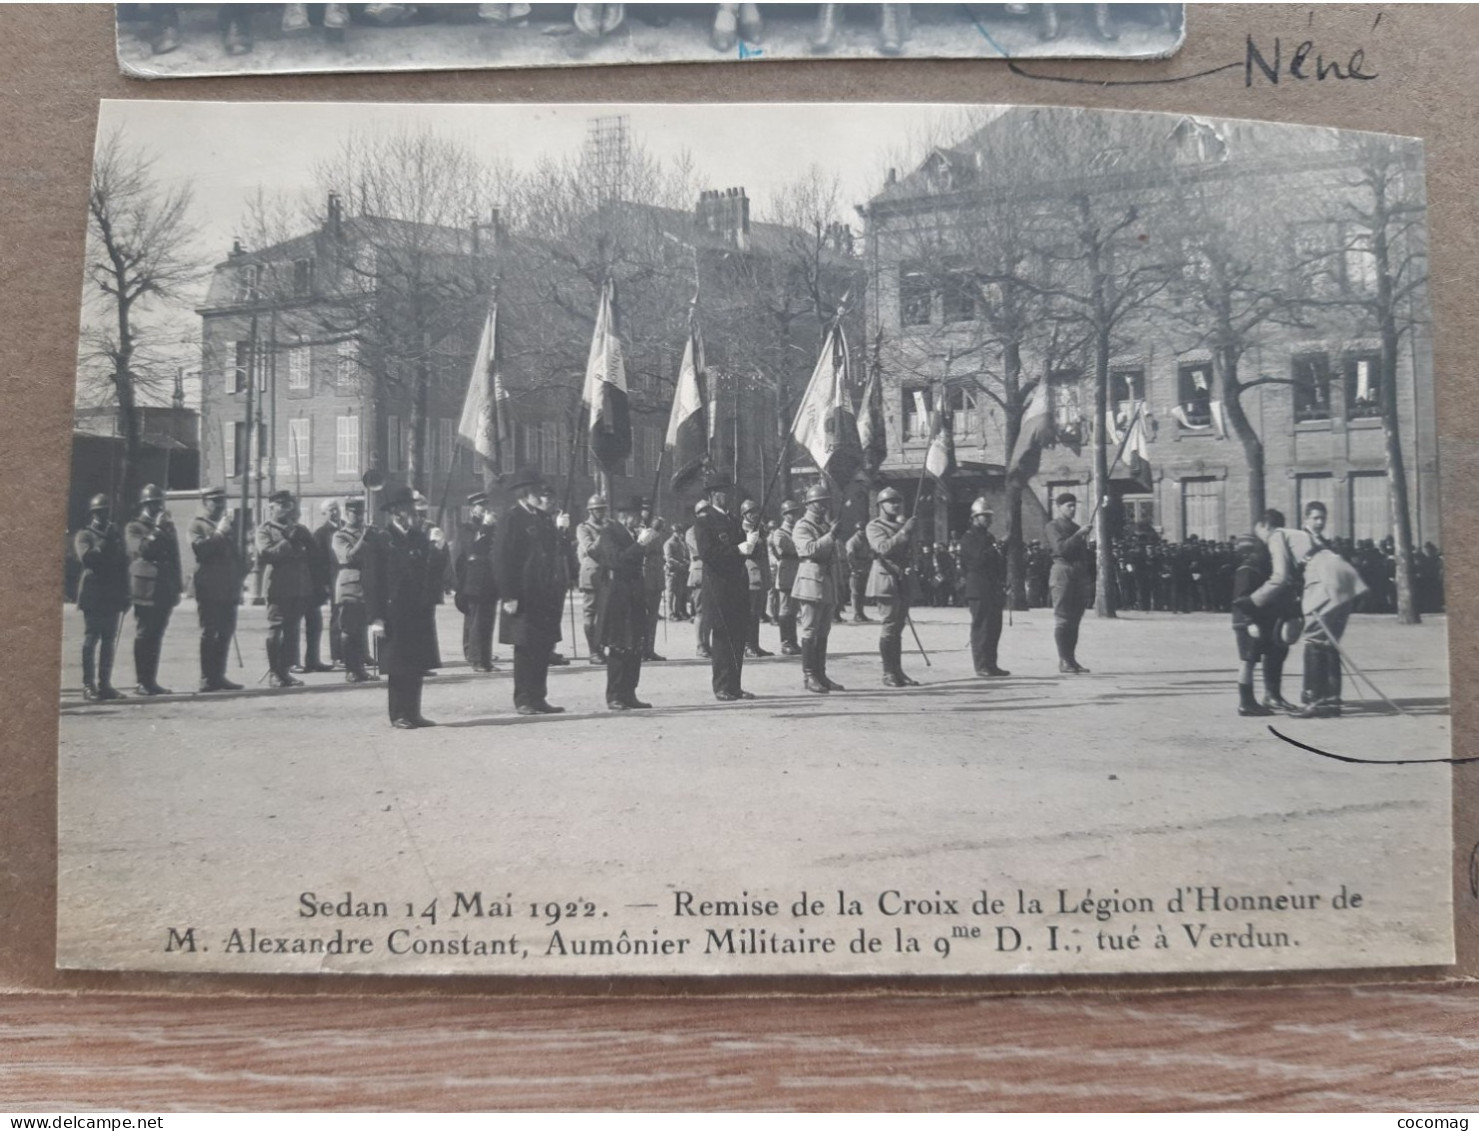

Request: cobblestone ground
left=56, top=601, right=1452, bottom=977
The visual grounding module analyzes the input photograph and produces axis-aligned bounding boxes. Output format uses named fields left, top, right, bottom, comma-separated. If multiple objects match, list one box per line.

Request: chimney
left=229, top=238, right=245, bottom=259
left=326, top=191, right=343, bottom=236
left=887, top=167, right=897, bottom=185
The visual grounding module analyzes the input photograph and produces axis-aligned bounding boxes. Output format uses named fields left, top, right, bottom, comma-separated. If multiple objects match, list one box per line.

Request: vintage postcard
left=116, top=3, right=1186, bottom=78
left=58, top=100, right=1450, bottom=978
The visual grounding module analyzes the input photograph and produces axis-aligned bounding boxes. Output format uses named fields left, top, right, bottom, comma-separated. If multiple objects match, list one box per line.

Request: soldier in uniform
left=1044, top=492, right=1092, bottom=674
left=791, top=483, right=847, bottom=694
left=638, top=501, right=667, bottom=662
left=255, top=488, right=315, bottom=688
left=768, top=498, right=804, bottom=656
left=412, top=491, right=448, bottom=675
left=864, top=486, right=920, bottom=687
left=332, top=495, right=380, bottom=683
left=189, top=485, right=244, bottom=692
left=125, top=483, right=183, bottom=696
left=369, top=485, right=438, bottom=729
left=576, top=494, right=610, bottom=665
left=686, top=502, right=712, bottom=658
left=844, top=526, right=874, bottom=623
left=74, top=493, right=130, bottom=701
left=302, top=499, right=341, bottom=672
left=456, top=491, right=500, bottom=672
left=959, top=498, right=1010, bottom=678
left=738, top=498, right=773, bottom=658
left=664, top=522, right=691, bottom=622
left=493, top=466, right=571, bottom=715
left=692, top=474, right=755, bottom=701
left=595, top=496, right=663, bottom=710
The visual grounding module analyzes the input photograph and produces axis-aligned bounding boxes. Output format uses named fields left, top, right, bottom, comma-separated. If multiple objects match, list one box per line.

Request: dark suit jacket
left=371, top=522, right=439, bottom=673
left=959, top=526, right=1006, bottom=603
left=492, top=503, right=567, bottom=648
left=190, top=513, right=243, bottom=605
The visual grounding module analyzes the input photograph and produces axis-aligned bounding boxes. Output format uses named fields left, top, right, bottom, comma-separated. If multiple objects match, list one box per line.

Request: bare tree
left=81, top=128, right=200, bottom=508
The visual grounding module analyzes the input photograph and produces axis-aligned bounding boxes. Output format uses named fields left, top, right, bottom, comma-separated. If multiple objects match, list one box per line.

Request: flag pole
left=1083, top=399, right=1140, bottom=533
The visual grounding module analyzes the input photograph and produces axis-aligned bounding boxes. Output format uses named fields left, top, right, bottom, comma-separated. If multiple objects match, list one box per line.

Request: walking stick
left=904, top=609, right=932, bottom=667
left=232, top=632, right=243, bottom=669
left=1307, top=605, right=1407, bottom=715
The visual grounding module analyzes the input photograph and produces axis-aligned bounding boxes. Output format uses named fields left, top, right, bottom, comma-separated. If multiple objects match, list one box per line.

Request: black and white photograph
left=116, top=3, right=1185, bottom=78
left=59, top=100, right=1449, bottom=977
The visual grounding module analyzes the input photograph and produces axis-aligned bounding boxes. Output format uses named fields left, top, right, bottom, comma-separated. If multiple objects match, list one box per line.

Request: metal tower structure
left=584, top=114, right=630, bottom=204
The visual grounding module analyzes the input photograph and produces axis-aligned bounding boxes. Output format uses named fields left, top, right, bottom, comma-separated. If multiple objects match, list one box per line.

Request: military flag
left=857, top=351, right=888, bottom=476
left=1123, top=401, right=1154, bottom=493
left=1007, top=378, right=1057, bottom=482
left=924, top=397, right=956, bottom=482
left=457, top=298, right=511, bottom=469
left=665, top=317, right=708, bottom=493
left=583, top=277, right=631, bottom=470
left=791, top=324, right=863, bottom=488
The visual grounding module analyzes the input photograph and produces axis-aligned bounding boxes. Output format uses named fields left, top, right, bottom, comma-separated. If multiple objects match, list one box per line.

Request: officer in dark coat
left=692, top=473, right=755, bottom=701
left=189, top=485, right=244, bottom=692
left=456, top=491, right=500, bottom=672
left=74, top=493, right=130, bottom=701
left=370, top=485, right=439, bottom=728
left=332, top=495, right=380, bottom=683
left=493, top=466, right=570, bottom=715
left=301, top=499, right=340, bottom=672
left=125, top=483, right=183, bottom=696
left=1044, top=492, right=1091, bottom=673
left=959, top=498, right=1010, bottom=678
left=255, top=488, right=315, bottom=688
left=595, top=496, right=662, bottom=710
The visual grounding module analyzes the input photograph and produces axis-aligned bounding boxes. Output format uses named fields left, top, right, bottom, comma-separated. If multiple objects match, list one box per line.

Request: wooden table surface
left=2, top=986, right=1477, bottom=1111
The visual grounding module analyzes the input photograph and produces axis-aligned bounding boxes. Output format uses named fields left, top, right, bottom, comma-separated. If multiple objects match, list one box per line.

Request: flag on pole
left=1007, top=379, right=1057, bottom=483
left=1124, top=402, right=1153, bottom=492
left=857, top=354, right=888, bottom=475
left=666, top=320, right=708, bottom=492
left=458, top=299, right=511, bottom=468
left=583, top=278, right=631, bottom=470
left=924, top=399, right=956, bottom=482
left=791, top=325, right=863, bottom=488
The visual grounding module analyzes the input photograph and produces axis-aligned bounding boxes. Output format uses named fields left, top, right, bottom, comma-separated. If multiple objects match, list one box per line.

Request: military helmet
left=138, top=483, right=165, bottom=505
left=740, top=498, right=759, bottom=515
left=803, top=484, right=831, bottom=504
left=877, top=487, right=904, bottom=506
left=970, top=498, right=994, bottom=518
left=586, top=494, right=608, bottom=511
left=87, top=493, right=110, bottom=512
left=781, top=497, right=804, bottom=515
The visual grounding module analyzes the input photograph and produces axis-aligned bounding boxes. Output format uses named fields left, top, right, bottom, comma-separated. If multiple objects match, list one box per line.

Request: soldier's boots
left=817, top=648, right=845, bottom=692
left=881, top=638, right=917, bottom=688
left=802, top=641, right=829, bottom=694
left=1238, top=683, right=1274, bottom=717
left=1262, top=653, right=1294, bottom=711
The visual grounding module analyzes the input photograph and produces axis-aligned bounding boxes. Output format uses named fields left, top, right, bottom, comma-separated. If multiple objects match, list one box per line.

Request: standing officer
left=74, top=493, right=130, bottom=701
left=493, top=466, right=571, bottom=715
left=332, top=495, right=380, bottom=683
left=456, top=491, right=499, bottom=672
left=638, top=501, right=667, bottom=662
left=791, top=483, right=846, bottom=693
left=255, top=488, right=314, bottom=688
left=845, top=526, right=874, bottom=623
left=1044, top=492, right=1091, bottom=673
left=595, top=496, right=663, bottom=709
left=865, top=486, right=919, bottom=687
left=412, top=491, right=449, bottom=675
left=693, top=473, right=754, bottom=701
left=959, top=498, right=1010, bottom=677
left=664, top=522, right=691, bottom=622
left=304, top=499, right=341, bottom=672
left=189, top=486, right=244, bottom=692
left=576, top=493, right=610, bottom=665
left=125, top=483, right=182, bottom=696
left=370, top=485, right=438, bottom=729
left=686, top=502, right=711, bottom=658
left=768, top=498, right=803, bottom=656
left=739, top=498, right=773, bottom=658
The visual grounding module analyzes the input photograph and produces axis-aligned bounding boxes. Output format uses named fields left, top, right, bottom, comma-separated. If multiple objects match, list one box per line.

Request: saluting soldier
left=125, top=483, right=183, bottom=696
left=189, top=485, right=244, bottom=692
left=692, top=474, right=755, bottom=701
left=768, top=498, right=803, bottom=656
left=74, top=493, right=130, bottom=701
left=492, top=466, right=571, bottom=715
left=576, top=494, right=610, bottom=665
left=638, top=500, right=667, bottom=662
left=255, top=488, right=314, bottom=688
left=1044, top=492, right=1092, bottom=674
left=302, top=499, right=341, bottom=672
left=663, top=522, right=691, bottom=622
left=456, top=491, right=500, bottom=672
left=333, top=496, right=380, bottom=683
left=686, top=502, right=712, bottom=658
left=595, top=496, right=663, bottom=710
left=865, top=486, right=920, bottom=687
left=738, top=498, right=773, bottom=658
left=959, top=498, right=1010, bottom=678
left=370, top=485, right=438, bottom=728
left=791, top=483, right=847, bottom=694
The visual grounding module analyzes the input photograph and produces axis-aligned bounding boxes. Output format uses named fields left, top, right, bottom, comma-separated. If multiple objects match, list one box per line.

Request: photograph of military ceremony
left=58, top=101, right=1451, bottom=977
left=116, top=2, right=1185, bottom=79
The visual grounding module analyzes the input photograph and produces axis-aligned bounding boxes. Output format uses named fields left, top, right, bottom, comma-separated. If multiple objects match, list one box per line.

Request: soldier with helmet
left=959, top=497, right=1010, bottom=678
left=189, top=485, right=245, bottom=692
left=255, top=488, right=315, bottom=688
left=74, top=492, right=130, bottom=701
left=865, top=486, right=920, bottom=687
left=692, top=473, right=755, bottom=701
left=768, top=497, right=804, bottom=656
left=791, top=482, right=847, bottom=693
left=332, top=495, right=380, bottom=683
left=738, top=497, right=773, bottom=658
left=1044, top=491, right=1092, bottom=674
left=576, top=493, right=610, bottom=665
left=125, top=482, right=183, bottom=696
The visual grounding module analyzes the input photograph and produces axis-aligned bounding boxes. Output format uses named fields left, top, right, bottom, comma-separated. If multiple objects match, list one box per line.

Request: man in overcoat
left=74, top=493, right=130, bottom=701
left=456, top=491, right=499, bottom=672
left=493, top=466, right=571, bottom=715
left=125, top=483, right=183, bottom=696
left=189, top=485, right=244, bottom=692
left=595, top=496, right=662, bottom=709
left=1044, top=492, right=1092, bottom=674
left=692, top=474, right=754, bottom=701
left=255, top=488, right=314, bottom=688
left=959, top=498, right=1010, bottom=678
left=370, top=485, right=439, bottom=728
left=333, top=495, right=380, bottom=683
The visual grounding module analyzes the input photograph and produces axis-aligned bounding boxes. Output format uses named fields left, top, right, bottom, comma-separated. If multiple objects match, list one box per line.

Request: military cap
left=87, top=493, right=110, bottom=512
left=877, top=487, right=904, bottom=505
left=509, top=465, right=549, bottom=493
left=586, top=494, right=609, bottom=511
left=970, top=497, right=994, bottom=518
left=803, top=483, right=831, bottom=504
left=466, top=491, right=488, bottom=507
left=1054, top=492, right=1079, bottom=506
left=344, top=496, right=367, bottom=511
left=781, top=497, right=804, bottom=515
left=201, top=486, right=227, bottom=501
left=267, top=488, right=295, bottom=506
left=138, top=483, right=166, bottom=505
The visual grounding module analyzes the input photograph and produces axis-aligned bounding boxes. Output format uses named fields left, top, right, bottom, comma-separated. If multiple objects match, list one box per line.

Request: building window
left=1339, top=224, right=1377, bottom=294
left=386, top=414, right=402, bottom=473
left=287, top=345, right=310, bottom=392
left=1048, top=371, right=1083, bottom=445
left=1293, top=353, right=1332, bottom=423
left=231, top=340, right=250, bottom=394
left=1349, top=472, right=1387, bottom=542
left=438, top=418, right=455, bottom=473
left=225, top=422, right=241, bottom=478
left=293, top=257, right=315, bottom=296
left=335, top=415, right=359, bottom=477
left=287, top=417, right=312, bottom=479
left=943, top=385, right=976, bottom=441
left=1123, top=497, right=1157, bottom=530
left=902, top=386, right=932, bottom=442
left=1296, top=473, right=1334, bottom=526
left=941, top=269, right=977, bottom=324
left=1176, top=362, right=1213, bottom=426
left=335, top=340, right=358, bottom=394
left=899, top=263, right=932, bottom=327
left=1181, top=477, right=1222, bottom=541
left=234, top=263, right=262, bottom=303
left=1345, top=352, right=1383, bottom=420
left=1111, top=367, right=1145, bottom=419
